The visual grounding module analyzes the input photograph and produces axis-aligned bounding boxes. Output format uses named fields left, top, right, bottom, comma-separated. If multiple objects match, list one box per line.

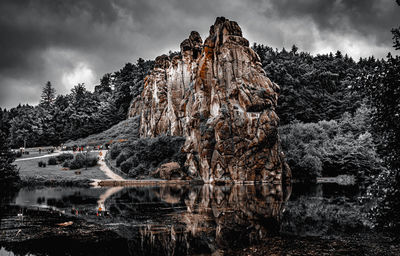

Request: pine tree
left=40, top=81, right=56, bottom=108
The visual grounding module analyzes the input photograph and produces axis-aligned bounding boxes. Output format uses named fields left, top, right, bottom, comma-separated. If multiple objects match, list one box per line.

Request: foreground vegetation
left=109, top=134, right=185, bottom=178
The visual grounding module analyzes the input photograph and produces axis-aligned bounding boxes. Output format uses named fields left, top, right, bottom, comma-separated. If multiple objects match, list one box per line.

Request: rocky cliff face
left=129, top=17, right=291, bottom=184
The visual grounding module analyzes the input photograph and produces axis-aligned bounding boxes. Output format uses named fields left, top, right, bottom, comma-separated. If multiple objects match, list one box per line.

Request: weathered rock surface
left=129, top=17, right=291, bottom=184
left=152, top=161, right=188, bottom=180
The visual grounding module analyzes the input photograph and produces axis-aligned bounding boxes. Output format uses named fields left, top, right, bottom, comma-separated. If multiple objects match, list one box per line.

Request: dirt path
left=15, top=152, right=61, bottom=162
left=98, top=150, right=125, bottom=180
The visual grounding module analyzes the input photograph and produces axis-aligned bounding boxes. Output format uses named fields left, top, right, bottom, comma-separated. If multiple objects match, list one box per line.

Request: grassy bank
left=64, top=116, right=139, bottom=147
left=16, top=154, right=108, bottom=186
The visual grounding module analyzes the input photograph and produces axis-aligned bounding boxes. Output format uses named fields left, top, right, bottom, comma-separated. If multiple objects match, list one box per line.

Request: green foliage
left=68, top=153, right=98, bottom=170
left=65, top=116, right=140, bottom=148
left=361, top=54, right=400, bottom=170
left=0, top=131, right=20, bottom=184
left=110, top=144, right=122, bottom=160
left=38, top=161, right=46, bottom=168
left=109, top=136, right=186, bottom=178
left=116, top=153, right=127, bottom=167
left=112, top=59, right=154, bottom=120
left=47, top=157, right=57, bottom=165
left=280, top=105, right=384, bottom=181
left=120, top=160, right=133, bottom=173
left=40, top=81, right=56, bottom=109
left=3, top=58, right=152, bottom=148
left=364, top=4, right=400, bottom=230
left=56, top=153, right=74, bottom=162
left=252, top=44, right=377, bottom=125
left=62, top=160, right=70, bottom=168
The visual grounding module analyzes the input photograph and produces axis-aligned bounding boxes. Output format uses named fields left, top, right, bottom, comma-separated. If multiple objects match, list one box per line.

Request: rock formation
left=129, top=17, right=291, bottom=184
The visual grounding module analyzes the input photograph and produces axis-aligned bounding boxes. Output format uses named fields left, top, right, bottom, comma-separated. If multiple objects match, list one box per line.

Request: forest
left=1, top=13, right=400, bottom=232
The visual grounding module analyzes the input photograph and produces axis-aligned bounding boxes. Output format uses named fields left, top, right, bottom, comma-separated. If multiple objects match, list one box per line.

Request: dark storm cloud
left=0, top=0, right=399, bottom=108
left=265, top=0, right=400, bottom=47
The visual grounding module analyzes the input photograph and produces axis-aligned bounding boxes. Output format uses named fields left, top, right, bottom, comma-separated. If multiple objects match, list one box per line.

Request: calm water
left=0, top=182, right=366, bottom=255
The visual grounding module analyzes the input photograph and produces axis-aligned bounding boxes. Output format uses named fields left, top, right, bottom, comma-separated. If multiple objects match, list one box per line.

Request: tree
left=94, top=73, right=112, bottom=100
left=0, top=131, right=20, bottom=184
left=64, top=83, right=101, bottom=140
left=365, top=0, right=400, bottom=230
left=40, top=81, right=56, bottom=108
left=252, top=43, right=363, bottom=125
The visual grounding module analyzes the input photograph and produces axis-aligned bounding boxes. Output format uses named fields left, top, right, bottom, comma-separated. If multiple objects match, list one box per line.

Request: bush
left=68, top=154, right=98, bottom=170
left=69, top=159, right=82, bottom=170
left=112, top=135, right=186, bottom=178
left=56, top=153, right=74, bottom=163
left=75, top=153, right=85, bottom=162
left=62, top=160, right=70, bottom=168
left=15, top=151, right=22, bottom=158
left=116, top=153, right=127, bottom=167
left=110, top=144, right=122, bottom=160
left=86, top=156, right=98, bottom=167
left=280, top=105, right=384, bottom=181
left=120, top=160, right=133, bottom=174
left=38, top=161, right=44, bottom=167
left=48, top=157, right=57, bottom=165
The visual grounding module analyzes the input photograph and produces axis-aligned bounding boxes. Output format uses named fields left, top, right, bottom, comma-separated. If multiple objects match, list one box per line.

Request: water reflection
left=1, top=184, right=292, bottom=255
left=105, top=184, right=292, bottom=255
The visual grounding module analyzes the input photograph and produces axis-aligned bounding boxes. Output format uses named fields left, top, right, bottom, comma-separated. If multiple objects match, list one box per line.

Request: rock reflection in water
left=106, top=183, right=292, bottom=255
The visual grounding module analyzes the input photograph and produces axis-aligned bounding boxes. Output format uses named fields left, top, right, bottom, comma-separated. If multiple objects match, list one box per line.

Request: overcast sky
left=0, top=0, right=399, bottom=108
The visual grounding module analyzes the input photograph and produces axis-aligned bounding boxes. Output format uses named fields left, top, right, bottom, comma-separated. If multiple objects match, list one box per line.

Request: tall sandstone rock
left=129, top=17, right=291, bottom=184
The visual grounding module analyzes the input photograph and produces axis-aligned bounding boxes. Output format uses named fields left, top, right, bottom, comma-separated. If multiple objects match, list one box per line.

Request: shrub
left=120, top=160, right=133, bottom=174
left=112, top=135, right=186, bottom=178
left=48, top=157, right=57, bottom=165
left=56, top=153, right=74, bottom=163
left=68, top=154, right=98, bottom=170
left=62, top=160, right=70, bottom=168
left=110, top=144, right=122, bottom=160
left=15, top=151, right=22, bottom=158
left=86, top=156, right=98, bottom=167
left=38, top=161, right=44, bottom=167
left=69, top=159, right=82, bottom=170
left=280, top=106, right=384, bottom=182
left=116, top=153, right=127, bottom=167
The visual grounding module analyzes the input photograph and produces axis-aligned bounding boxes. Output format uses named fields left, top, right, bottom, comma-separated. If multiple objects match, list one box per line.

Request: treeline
left=0, top=59, right=153, bottom=148
left=252, top=43, right=389, bottom=180
left=253, top=44, right=379, bottom=125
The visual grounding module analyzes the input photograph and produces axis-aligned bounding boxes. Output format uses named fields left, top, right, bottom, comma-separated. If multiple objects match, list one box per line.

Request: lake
left=0, top=182, right=397, bottom=255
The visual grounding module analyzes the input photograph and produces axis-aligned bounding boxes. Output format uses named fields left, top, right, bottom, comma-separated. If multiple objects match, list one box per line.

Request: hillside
left=64, top=116, right=139, bottom=147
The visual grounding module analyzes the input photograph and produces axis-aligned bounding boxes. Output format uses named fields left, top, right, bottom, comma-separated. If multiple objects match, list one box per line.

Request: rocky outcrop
left=129, top=17, right=291, bottom=184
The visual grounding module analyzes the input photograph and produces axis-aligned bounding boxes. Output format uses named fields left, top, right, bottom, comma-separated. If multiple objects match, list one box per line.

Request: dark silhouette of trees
left=40, top=81, right=56, bottom=108
left=0, top=130, right=20, bottom=184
